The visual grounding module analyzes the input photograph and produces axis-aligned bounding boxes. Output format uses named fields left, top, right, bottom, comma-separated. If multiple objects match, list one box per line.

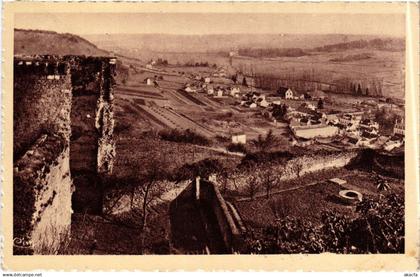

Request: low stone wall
left=197, top=180, right=243, bottom=253
left=13, top=135, right=73, bottom=254
left=226, top=150, right=358, bottom=192
left=284, top=150, right=358, bottom=178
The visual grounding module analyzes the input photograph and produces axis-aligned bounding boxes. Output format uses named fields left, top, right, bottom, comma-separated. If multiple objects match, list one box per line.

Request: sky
left=15, top=13, right=405, bottom=37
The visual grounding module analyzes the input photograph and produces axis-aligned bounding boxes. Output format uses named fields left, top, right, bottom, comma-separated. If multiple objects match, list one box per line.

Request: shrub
left=243, top=193, right=404, bottom=254
left=226, top=143, right=248, bottom=154
left=173, top=158, right=224, bottom=181
left=159, top=129, right=210, bottom=146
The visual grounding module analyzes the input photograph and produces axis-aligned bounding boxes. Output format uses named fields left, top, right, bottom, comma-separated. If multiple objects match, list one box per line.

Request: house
left=145, top=64, right=153, bottom=69
left=214, top=88, right=224, bottom=98
left=230, top=87, right=241, bottom=97
left=144, top=78, right=153, bottom=86
left=249, top=103, right=257, bottom=109
left=339, top=114, right=360, bottom=127
left=384, top=136, right=404, bottom=151
left=289, top=117, right=339, bottom=139
left=231, top=133, right=246, bottom=144
left=393, top=118, right=404, bottom=136
left=277, top=87, right=294, bottom=99
left=185, top=86, right=196, bottom=93
left=307, top=103, right=316, bottom=111
left=257, top=98, right=270, bottom=108
left=207, top=86, right=214, bottom=95
left=360, top=119, right=379, bottom=130
left=204, top=77, right=211, bottom=84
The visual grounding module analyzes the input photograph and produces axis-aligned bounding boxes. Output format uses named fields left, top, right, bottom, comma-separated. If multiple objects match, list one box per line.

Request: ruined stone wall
left=14, top=135, right=73, bottom=254
left=69, top=57, right=116, bottom=213
left=13, top=57, right=73, bottom=254
left=13, top=55, right=116, bottom=254
left=14, top=58, right=72, bottom=160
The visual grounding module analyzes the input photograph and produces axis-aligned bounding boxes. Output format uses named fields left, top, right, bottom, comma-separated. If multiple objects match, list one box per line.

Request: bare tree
left=132, top=152, right=169, bottom=253
left=259, top=163, right=283, bottom=198
left=290, top=159, right=304, bottom=178
left=245, top=172, right=261, bottom=200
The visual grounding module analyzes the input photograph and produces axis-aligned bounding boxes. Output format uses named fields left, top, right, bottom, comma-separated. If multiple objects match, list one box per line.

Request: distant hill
left=313, top=38, right=404, bottom=52
left=14, top=29, right=110, bottom=56
left=14, top=29, right=130, bottom=84
left=83, top=33, right=394, bottom=54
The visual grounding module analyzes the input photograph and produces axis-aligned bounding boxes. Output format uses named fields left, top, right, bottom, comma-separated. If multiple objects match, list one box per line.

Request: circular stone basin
left=339, top=190, right=363, bottom=205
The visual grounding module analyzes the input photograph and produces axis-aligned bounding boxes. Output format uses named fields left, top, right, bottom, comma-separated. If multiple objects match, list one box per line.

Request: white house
left=185, top=86, right=196, bottom=93
left=277, top=87, right=294, bottom=99
left=249, top=103, right=257, bottom=109
left=257, top=98, right=270, bottom=108
left=232, top=133, right=246, bottom=144
left=393, top=118, right=404, bottom=136
left=204, top=77, right=211, bottom=84
left=207, top=86, right=214, bottom=95
left=144, top=78, right=153, bottom=86
left=145, top=64, right=153, bottom=69
left=230, top=87, right=241, bottom=97
left=307, top=103, right=316, bottom=111
left=214, top=89, right=224, bottom=98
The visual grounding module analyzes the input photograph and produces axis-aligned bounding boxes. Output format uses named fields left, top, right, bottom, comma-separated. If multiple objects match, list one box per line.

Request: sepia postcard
left=1, top=1, right=419, bottom=272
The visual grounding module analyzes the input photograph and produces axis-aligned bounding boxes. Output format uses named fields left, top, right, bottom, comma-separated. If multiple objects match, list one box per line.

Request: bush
left=159, top=129, right=210, bottom=146
left=226, top=143, right=248, bottom=154
left=173, top=158, right=224, bottom=181
left=243, top=193, right=404, bottom=254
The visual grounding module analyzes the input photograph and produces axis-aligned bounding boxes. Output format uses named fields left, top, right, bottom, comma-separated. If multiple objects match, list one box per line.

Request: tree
left=258, top=162, right=282, bottom=198
left=290, top=159, right=304, bottom=178
left=317, top=99, right=324, bottom=109
left=245, top=173, right=261, bottom=200
left=242, top=77, right=248, bottom=87
left=231, top=74, right=238, bottom=84
left=252, top=129, right=279, bottom=152
left=135, top=153, right=169, bottom=253
left=357, top=84, right=363, bottom=95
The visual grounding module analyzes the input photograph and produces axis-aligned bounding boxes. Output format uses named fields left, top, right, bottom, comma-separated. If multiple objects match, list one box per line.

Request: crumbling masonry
left=13, top=55, right=116, bottom=254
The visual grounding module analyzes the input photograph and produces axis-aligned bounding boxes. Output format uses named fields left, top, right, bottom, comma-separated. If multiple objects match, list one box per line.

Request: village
left=124, top=58, right=405, bottom=155
left=14, top=23, right=406, bottom=255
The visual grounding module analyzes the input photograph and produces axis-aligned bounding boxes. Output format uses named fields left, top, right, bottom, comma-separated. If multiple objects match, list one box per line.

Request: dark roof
left=277, top=87, right=291, bottom=97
